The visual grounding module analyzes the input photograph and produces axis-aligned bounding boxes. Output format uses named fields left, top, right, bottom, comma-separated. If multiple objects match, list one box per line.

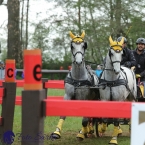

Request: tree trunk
left=7, top=0, right=21, bottom=65
left=25, top=0, right=29, bottom=49
left=20, top=0, right=24, bottom=49
left=0, top=0, right=4, bottom=5
left=115, top=0, right=122, bottom=37
left=78, top=0, right=81, bottom=34
left=109, top=0, right=114, bottom=32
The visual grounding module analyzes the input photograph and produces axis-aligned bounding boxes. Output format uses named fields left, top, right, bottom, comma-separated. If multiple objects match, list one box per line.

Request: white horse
left=49, top=31, right=100, bottom=140
left=98, top=36, right=137, bottom=145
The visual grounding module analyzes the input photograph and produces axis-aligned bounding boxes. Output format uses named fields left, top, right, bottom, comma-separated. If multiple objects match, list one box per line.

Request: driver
left=133, top=38, right=145, bottom=96
left=117, top=36, right=136, bottom=68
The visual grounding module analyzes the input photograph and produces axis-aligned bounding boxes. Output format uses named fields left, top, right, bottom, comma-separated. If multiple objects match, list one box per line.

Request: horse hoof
left=118, top=129, right=122, bottom=137
left=49, top=133, right=60, bottom=140
left=77, top=137, right=84, bottom=141
left=98, top=132, right=104, bottom=137
left=117, top=125, right=122, bottom=137
left=87, top=133, right=95, bottom=138
left=76, top=133, right=84, bottom=141
left=118, top=133, right=122, bottom=137
left=84, top=133, right=88, bottom=138
left=109, top=139, right=118, bottom=145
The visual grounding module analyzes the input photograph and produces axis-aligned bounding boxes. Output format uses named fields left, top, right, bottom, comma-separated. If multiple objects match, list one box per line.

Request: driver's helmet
left=117, top=36, right=127, bottom=43
left=136, top=38, right=145, bottom=45
left=0, top=61, right=4, bottom=64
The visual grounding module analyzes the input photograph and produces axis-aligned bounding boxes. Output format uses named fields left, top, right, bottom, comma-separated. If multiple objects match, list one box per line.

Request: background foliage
left=0, top=0, right=145, bottom=68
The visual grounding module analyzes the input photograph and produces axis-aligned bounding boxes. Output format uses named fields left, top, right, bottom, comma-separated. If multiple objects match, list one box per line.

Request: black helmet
left=0, top=61, right=4, bottom=65
left=117, top=36, right=127, bottom=43
left=136, top=38, right=145, bottom=44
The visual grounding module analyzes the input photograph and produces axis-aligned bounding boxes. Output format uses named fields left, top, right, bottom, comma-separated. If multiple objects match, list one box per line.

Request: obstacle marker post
left=22, top=49, right=45, bottom=145
left=0, top=59, right=16, bottom=141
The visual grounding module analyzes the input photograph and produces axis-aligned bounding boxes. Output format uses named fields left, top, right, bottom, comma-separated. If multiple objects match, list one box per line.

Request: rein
left=108, top=47, right=122, bottom=65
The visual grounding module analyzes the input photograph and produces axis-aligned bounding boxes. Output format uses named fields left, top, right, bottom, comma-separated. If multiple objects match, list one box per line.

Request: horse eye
left=71, top=44, right=74, bottom=49
left=109, top=51, right=113, bottom=56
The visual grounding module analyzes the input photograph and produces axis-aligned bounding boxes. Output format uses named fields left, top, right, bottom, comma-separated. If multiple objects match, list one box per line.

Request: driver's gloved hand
left=124, top=61, right=131, bottom=68
left=136, top=74, right=141, bottom=78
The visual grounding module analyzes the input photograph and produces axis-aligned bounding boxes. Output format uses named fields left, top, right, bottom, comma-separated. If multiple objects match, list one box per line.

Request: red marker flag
left=23, top=49, right=42, bottom=90
left=5, top=59, right=15, bottom=82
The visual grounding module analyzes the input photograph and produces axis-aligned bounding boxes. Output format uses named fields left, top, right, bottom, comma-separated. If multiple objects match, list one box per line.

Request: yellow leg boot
left=87, top=123, right=94, bottom=137
left=53, top=119, right=64, bottom=139
left=98, top=123, right=107, bottom=137
left=102, top=123, right=107, bottom=132
left=109, top=126, right=118, bottom=144
left=88, top=122, right=94, bottom=134
left=109, top=137, right=118, bottom=145
left=77, top=126, right=89, bottom=140
left=118, top=125, right=122, bottom=136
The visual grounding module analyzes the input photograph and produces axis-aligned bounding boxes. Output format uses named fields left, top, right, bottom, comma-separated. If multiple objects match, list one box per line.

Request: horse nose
left=75, top=60, right=82, bottom=65
left=114, top=69, right=120, bottom=74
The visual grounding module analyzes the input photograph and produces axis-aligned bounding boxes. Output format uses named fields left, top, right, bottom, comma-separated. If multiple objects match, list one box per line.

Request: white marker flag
left=131, top=103, right=145, bottom=145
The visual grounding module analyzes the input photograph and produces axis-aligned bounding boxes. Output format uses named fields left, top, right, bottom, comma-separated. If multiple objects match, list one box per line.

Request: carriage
left=50, top=31, right=145, bottom=145
left=85, top=36, right=145, bottom=144
left=93, top=74, right=145, bottom=138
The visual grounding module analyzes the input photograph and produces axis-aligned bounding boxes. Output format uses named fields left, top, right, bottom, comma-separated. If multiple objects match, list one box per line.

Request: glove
left=124, top=61, right=131, bottom=68
left=136, top=74, right=141, bottom=78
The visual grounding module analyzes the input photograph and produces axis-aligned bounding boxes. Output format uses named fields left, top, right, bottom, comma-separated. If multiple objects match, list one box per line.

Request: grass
left=0, top=88, right=130, bottom=145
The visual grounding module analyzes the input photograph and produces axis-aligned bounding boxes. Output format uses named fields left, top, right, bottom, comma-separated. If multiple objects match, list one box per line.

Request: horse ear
left=80, top=31, right=85, bottom=39
left=109, top=36, right=114, bottom=46
left=69, top=31, right=75, bottom=39
left=84, top=42, right=87, bottom=49
left=119, top=37, right=124, bottom=45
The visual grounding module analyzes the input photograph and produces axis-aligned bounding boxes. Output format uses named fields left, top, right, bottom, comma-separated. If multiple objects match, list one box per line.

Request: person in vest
left=0, top=61, right=5, bottom=79
left=133, top=38, right=145, bottom=97
left=95, top=65, right=102, bottom=77
left=117, top=36, right=136, bottom=68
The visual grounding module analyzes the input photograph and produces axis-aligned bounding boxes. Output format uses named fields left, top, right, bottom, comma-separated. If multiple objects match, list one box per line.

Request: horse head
left=108, top=36, right=124, bottom=74
left=69, top=31, right=87, bottom=65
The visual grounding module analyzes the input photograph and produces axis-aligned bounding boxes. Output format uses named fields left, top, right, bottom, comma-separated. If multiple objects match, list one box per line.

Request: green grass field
left=0, top=88, right=130, bottom=145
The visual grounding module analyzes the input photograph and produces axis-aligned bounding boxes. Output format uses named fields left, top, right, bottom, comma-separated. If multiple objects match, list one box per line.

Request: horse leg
left=109, top=119, right=120, bottom=145
left=98, top=118, right=108, bottom=137
left=87, top=118, right=95, bottom=137
left=49, top=116, right=66, bottom=140
left=77, top=117, right=90, bottom=140
left=118, top=123, right=123, bottom=136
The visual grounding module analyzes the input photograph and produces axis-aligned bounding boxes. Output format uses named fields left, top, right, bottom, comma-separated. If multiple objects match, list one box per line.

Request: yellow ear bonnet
left=69, top=31, right=85, bottom=43
left=109, top=36, right=124, bottom=51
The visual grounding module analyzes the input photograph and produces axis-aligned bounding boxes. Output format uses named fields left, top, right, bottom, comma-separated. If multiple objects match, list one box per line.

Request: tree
left=0, top=0, right=3, bottom=5
left=7, top=0, right=21, bottom=66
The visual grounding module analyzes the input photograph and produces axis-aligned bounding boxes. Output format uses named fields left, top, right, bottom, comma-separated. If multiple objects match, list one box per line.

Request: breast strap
left=64, top=77, right=92, bottom=87
left=99, top=78, right=128, bottom=88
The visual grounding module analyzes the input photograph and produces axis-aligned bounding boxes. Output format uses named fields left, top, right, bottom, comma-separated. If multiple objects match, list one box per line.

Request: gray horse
left=49, top=31, right=100, bottom=140
left=98, top=36, right=137, bottom=145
